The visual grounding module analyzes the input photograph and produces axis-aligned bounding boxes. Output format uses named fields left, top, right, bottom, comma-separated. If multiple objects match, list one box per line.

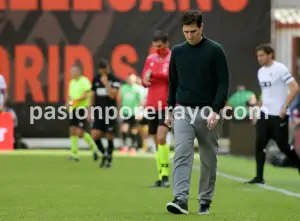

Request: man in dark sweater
left=165, top=10, right=229, bottom=215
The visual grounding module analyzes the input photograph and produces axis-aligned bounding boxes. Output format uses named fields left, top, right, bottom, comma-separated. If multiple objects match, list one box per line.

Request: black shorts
left=92, top=118, right=116, bottom=133
left=92, top=108, right=116, bottom=133
left=122, top=116, right=137, bottom=128
left=139, top=117, right=148, bottom=125
left=69, top=108, right=87, bottom=129
left=146, top=110, right=169, bottom=135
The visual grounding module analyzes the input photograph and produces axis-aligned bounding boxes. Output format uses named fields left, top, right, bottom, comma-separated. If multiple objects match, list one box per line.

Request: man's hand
left=143, top=70, right=152, bottom=86
left=101, top=75, right=109, bottom=87
left=280, top=106, right=288, bottom=119
left=65, top=101, right=72, bottom=111
left=251, top=116, right=257, bottom=125
left=207, top=112, right=219, bottom=130
left=66, top=100, right=78, bottom=110
left=165, top=111, right=173, bottom=128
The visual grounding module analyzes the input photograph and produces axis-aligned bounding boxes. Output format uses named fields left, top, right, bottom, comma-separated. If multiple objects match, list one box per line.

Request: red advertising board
left=0, top=112, right=14, bottom=151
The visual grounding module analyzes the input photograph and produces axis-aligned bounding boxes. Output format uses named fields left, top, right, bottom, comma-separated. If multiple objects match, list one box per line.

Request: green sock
left=82, top=132, right=98, bottom=152
left=70, top=136, right=79, bottom=158
left=156, top=150, right=162, bottom=180
left=158, top=143, right=170, bottom=178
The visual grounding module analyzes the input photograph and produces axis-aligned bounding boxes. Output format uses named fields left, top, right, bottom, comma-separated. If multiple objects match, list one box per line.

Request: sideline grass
left=0, top=150, right=299, bottom=220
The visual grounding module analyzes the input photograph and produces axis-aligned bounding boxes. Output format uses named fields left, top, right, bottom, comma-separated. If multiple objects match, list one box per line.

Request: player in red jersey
left=142, top=30, right=171, bottom=187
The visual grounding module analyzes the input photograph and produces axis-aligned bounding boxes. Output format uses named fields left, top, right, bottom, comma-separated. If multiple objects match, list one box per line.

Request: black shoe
left=99, top=154, right=107, bottom=168
left=93, top=151, right=99, bottom=161
left=106, top=163, right=111, bottom=168
left=149, top=180, right=162, bottom=187
left=197, top=204, right=210, bottom=215
left=68, top=156, right=79, bottom=162
left=166, top=198, right=188, bottom=215
left=161, top=176, right=170, bottom=188
left=245, top=177, right=265, bottom=184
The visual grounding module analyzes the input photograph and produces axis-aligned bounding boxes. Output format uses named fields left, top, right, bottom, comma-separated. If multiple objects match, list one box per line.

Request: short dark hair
left=256, top=44, right=275, bottom=57
left=181, top=10, right=203, bottom=28
left=72, top=60, right=83, bottom=72
left=98, top=59, right=108, bottom=69
left=152, top=30, right=168, bottom=43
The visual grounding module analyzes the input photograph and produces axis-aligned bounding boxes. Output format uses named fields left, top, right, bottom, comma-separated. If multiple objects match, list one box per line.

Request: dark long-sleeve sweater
left=167, top=36, right=230, bottom=113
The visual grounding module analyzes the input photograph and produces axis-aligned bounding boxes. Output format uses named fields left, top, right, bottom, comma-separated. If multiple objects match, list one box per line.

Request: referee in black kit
left=165, top=10, right=229, bottom=215
left=246, top=44, right=300, bottom=184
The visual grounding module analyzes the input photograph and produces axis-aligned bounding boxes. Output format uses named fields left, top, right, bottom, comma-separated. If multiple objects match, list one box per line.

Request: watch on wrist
left=283, top=104, right=288, bottom=109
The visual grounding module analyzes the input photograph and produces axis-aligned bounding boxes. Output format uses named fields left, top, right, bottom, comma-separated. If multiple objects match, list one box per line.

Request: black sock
left=130, top=133, right=138, bottom=150
left=95, top=139, right=105, bottom=154
left=137, top=133, right=142, bottom=148
left=107, top=139, right=114, bottom=163
left=137, top=133, right=142, bottom=149
left=122, top=132, right=127, bottom=145
left=256, top=149, right=266, bottom=180
left=287, top=149, right=300, bottom=170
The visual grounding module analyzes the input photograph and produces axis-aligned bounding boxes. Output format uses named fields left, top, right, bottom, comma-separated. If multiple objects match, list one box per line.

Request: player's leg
left=129, top=118, right=139, bottom=156
left=105, top=131, right=115, bottom=168
left=148, top=113, right=162, bottom=187
left=273, top=116, right=300, bottom=174
left=77, top=108, right=99, bottom=161
left=82, top=130, right=99, bottom=161
left=157, top=110, right=171, bottom=187
left=245, top=113, right=270, bottom=184
left=138, top=118, right=149, bottom=152
left=91, top=118, right=107, bottom=167
left=69, top=109, right=80, bottom=161
left=91, top=128, right=104, bottom=153
left=101, top=114, right=116, bottom=168
left=69, top=126, right=80, bottom=161
left=120, top=120, right=130, bottom=154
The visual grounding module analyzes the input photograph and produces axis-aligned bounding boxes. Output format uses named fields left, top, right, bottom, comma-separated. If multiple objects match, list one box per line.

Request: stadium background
left=2, top=1, right=300, bottom=221
left=0, top=0, right=270, bottom=138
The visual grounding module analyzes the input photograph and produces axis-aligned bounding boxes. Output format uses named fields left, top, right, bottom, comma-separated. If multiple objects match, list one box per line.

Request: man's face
left=152, top=40, right=167, bottom=51
left=152, top=40, right=168, bottom=56
left=257, top=50, right=272, bottom=66
left=183, top=23, right=203, bottom=45
left=70, top=67, right=80, bottom=78
left=98, top=67, right=108, bottom=75
left=127, top=74, right=136, bottom=85
left=237, top=85, right=245, bottom=91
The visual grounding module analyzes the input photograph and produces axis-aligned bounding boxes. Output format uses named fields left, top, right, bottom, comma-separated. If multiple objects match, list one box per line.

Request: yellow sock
left=142, top=140, right=148, bottom=152
left=158, top=143, right=170, bottom=178
left=82, top=132, right=97, bottom=152
left=70, top=136, right=79, bottom=158
left=156, top=150, right=162, bottom=180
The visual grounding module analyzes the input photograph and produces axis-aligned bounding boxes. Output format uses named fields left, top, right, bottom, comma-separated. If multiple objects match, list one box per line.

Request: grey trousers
left=172, top=107, right=221, bottom=206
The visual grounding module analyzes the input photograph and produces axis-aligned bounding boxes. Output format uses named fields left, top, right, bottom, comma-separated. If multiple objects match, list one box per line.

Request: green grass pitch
left=0, top=150, right=300, bottom=221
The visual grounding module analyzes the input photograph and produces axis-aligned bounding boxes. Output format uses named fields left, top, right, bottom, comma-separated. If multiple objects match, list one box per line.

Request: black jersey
left=91, top=73, right=121, bottom=107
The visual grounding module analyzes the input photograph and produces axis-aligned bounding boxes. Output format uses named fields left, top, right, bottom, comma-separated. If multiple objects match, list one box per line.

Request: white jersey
left=0, top=74, right=7, bottom=105
left=258, top=61, right=294, bottom=116
left=135, top=84, right=148, bottom=105
left=134, top=84, right=148, bottom=117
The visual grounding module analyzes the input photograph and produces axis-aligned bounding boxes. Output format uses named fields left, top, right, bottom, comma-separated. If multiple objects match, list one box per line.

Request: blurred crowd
left=2, top=70, right=300, bottom=160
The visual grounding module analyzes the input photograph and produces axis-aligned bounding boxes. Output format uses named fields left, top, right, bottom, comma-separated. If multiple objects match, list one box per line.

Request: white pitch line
left=215, top=170, right=300, bottom=198
left=217, top=172, right=300, bottom=198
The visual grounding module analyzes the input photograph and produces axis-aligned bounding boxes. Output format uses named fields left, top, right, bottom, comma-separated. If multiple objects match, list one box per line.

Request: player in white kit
left=246, top=44, right=300, bottom=184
